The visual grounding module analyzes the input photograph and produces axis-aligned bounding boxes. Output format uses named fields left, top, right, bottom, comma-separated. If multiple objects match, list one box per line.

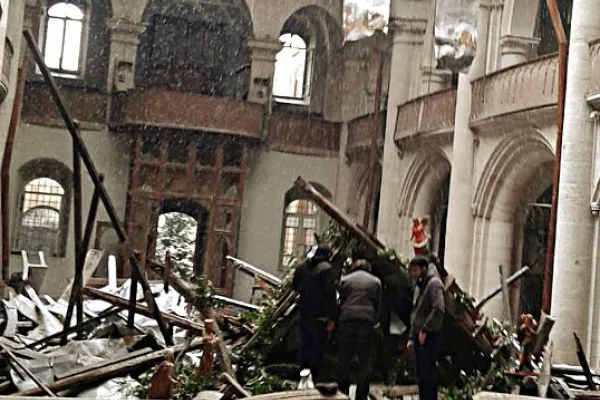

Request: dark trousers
left=337, top=321, right=374, bottom=400
left=299, top=318, right=328, bottom=381
left=413, top=332, right=440, bottom=400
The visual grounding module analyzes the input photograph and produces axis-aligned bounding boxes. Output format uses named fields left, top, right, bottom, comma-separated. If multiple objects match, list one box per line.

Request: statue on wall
left=410, top=216, right=430, bottom=256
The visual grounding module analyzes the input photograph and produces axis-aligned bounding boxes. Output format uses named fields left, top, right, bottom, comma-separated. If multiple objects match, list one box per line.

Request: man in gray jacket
left=408, top=256, right=445, bottom=400
left=337, top=259, right=382, bottom=400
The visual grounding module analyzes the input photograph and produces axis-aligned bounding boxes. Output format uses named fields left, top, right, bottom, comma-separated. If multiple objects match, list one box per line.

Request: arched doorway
left=151, top=199, right=208, bottom=277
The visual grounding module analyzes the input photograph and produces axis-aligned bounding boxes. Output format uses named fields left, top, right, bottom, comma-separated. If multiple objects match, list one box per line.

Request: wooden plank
left=54, top=347, right=154, bottom=380
left=16, top=341, right=203, bottom=396
left=82, top=286, right=204, bottom=333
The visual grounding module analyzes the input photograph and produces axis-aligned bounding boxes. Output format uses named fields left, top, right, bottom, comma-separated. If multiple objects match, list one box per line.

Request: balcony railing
left=471, top=53, right=558, bottom=123
left=111, top=88, right=263, bottom=139
left=346, top=112, right=385, bottom=151
left=268, top=113, right=341, bottom=156
left=395, top=88, right=457, bottom=141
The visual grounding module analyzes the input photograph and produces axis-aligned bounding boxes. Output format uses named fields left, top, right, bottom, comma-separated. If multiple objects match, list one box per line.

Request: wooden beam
left=82, top=286, right=204, bottom=333
left=16, top=341, right=203, bottom=396
left=0, top=342, right=57, bottom=397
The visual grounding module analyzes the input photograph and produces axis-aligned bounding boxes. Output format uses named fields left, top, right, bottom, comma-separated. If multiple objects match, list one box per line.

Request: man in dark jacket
left=408, top=256, right=445, bottom=400
left=337, top=259, right=382, bottom=400
left=292, top=245, right=337, bottom=382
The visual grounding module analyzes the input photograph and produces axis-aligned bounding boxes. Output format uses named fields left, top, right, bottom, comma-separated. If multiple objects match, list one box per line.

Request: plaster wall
left=8, top=123, right=131, bottom=297
left=234, top=150, right=338, bottom=302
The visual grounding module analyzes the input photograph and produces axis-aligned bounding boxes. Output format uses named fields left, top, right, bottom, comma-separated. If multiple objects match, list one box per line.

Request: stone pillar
left=377, top=0, right=428, bottom=247
left=443, top=1, right=492, bottom=288
left=551, top=0, right=600, bottom=365
left=499, top=35, right=539, bottom=68
left=247, top=38, right=281, bottom=105
left=106, top=18, right=146, bottom=93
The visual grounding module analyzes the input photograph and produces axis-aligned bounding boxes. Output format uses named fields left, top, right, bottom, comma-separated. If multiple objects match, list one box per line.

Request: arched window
left=42, top=2, right=86, bottom=75
left=281, top=199, right=320, bottom=268
left=18, top=178, right=65, bottom=256
left=273, top=33, right=310, bottom=100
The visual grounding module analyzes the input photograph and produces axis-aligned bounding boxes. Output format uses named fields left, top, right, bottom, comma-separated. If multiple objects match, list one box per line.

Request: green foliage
left=245, top=372, right=296, bottom=395
left=440, top=370, right=518, bottom=400
left=129, top=366, right=219, bottom=400
left=191, top=275, right=218, bottom=310
left=453, top=291, right=476, bottom=315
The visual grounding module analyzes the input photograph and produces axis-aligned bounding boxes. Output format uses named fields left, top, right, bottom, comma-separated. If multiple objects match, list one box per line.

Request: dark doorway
left=520, top=186, right=552, bottom=319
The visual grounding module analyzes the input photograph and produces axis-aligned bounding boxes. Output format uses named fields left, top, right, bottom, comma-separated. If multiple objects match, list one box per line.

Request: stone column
left=106, top=18, right=146, bottom=93
left=377, top=0, right=428, bottom=247
left=247, top=38, right=281, bottom=105
left=499, top=35, right=539, bottom=68
left=552, top=0, right=600, bottom=365
left=443, top=1, right=492, bottom=288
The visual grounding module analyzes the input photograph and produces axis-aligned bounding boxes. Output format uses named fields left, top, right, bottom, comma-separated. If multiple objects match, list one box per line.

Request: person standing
left=337, top=259, right=382, bottom=400
left=408, top=256, right=445, bottom=400
left=292, top=245, right=337, bottom=382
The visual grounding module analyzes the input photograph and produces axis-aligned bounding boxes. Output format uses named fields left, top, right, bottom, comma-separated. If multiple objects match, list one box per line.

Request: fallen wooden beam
left=26, top=306, right=122, bottom=349
left=226, top=255, right=282, bottom=287
left=220, top=372, right=251, bottom=399
left=82, top=287, right=204, bottom=333
left=474, top=266, right=531, bottom=310
left=0, top=342, right=57, bottom=397
left=16, top=340, right=203, bottom=396
left=145, top=259, right=235, bottom=378
left=54, top=347, right=154, bottom=380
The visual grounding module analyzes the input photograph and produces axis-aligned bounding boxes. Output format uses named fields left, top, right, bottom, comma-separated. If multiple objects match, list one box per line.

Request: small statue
left=517, top=314, right=538, bottom=371
left=147, top=350, right=176, bottom=399
left=195, top=319, right=219, bottom=380
left=410, top=216, right=430, bottom=256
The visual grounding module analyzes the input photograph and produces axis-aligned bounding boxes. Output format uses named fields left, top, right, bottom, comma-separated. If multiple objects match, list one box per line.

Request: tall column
left=247, top=39, right=281, bottom=105
left=443, top=1, right=492, bottom=288
left=499, top=35, right=539, bottom=68
left=377, top=0, right=428, bottom=247
left=552, top=0, right=600, bottom=365
left=106, top=18, right=146, bottom=93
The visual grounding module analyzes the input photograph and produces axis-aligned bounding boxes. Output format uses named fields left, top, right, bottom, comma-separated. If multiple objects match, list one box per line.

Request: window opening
left=281, top=199, right=319, bottom=267
left=273, top=33, right=309, bottom=100
left=43, top=2, right=85, bottom=75
left=18, top=178, right=65, bottom=256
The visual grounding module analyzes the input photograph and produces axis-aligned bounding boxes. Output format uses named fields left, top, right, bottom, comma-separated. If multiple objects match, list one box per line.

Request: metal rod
left=73, top=141, right=84, bottom=328
left=542, top=0, right=568, bottom=315
left=363, top=35, right=384, bottom=231
left=22, top=29, right=173, bottom=347
left=128, top=253, right=139, bottom=329
left=474, top=266, right=531, bottom=310
left=82, top=174, right=104, bottom=257
left=0, top=342, right=57, bottom=397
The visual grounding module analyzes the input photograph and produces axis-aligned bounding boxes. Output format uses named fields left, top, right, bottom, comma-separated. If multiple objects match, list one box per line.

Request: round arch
left=397, top=148, right=451, bottom=257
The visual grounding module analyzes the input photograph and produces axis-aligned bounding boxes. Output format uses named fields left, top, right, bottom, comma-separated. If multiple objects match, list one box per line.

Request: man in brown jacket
left=407, top=256, right=445, bottom=400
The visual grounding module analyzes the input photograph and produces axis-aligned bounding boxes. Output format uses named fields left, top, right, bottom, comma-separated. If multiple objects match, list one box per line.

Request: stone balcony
left=470, top=53, right=558, bottom=128
left=394, top=88, right=457, bottom=143
left=346, top=111, right=385, bottom=154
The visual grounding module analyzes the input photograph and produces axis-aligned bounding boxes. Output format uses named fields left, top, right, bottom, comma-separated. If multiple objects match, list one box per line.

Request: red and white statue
left=410, top=216, right=430, bottom=256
